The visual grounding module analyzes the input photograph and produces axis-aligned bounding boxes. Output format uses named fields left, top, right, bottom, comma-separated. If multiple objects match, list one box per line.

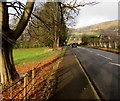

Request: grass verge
left=13, top=48, right=61, bottom=65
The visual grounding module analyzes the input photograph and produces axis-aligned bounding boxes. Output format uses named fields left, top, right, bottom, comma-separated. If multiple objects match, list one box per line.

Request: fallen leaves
left=1, top=55, right=59, bottom=100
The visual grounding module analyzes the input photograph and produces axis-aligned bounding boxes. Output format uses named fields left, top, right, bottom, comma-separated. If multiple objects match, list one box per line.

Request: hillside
left=68, top=20, right=119, bottom=44
left=70, top=20, right=118, bottom=34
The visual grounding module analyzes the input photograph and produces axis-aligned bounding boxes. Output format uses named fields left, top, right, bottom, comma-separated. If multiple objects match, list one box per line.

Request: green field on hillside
left=13, top=48, right=55, bottom=65
left=73, top=32, right=99, bottom=37
left=68, top=32, right=99, bottom=44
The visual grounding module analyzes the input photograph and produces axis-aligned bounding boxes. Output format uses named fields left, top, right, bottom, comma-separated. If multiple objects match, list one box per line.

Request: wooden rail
left=0, top=65, right=57, bottom=100
left=0, top=47, right=65, bottom=100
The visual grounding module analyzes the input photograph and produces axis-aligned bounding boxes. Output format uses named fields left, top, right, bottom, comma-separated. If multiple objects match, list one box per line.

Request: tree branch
left=14, top=0, right=35, bottom=40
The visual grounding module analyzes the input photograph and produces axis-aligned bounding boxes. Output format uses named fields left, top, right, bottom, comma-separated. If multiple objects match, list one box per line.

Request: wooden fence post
left=32, top=67, right=35, bottom=91
left=24, top=74, right=28, bottom=100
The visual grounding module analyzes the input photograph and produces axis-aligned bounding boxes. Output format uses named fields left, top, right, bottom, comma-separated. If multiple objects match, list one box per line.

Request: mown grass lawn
left=13, top=48, right=58, bottom=65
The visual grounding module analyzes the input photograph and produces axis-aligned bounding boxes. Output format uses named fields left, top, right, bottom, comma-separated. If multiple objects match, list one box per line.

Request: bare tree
left=26, top=0, right=97, bottom=49
left=0, top=0, right=35, bottom=84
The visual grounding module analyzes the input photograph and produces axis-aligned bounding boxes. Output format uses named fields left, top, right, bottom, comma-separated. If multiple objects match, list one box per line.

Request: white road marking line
left=87, top=50, right=93, bottom=52
left=97, top=54, right=112, bottom=60
left=78, top=47, right=112, bottom=61
left=78, top=47, right=84, bottom=50
left=86, top=49, right=92, bottom=52
left=97, top=53, right=100, bottom=55
left=78, top=47, right=93, bottom=52
left=74, top=55, right=100, bottom=100
left=109, top=62, right=120, bottom=67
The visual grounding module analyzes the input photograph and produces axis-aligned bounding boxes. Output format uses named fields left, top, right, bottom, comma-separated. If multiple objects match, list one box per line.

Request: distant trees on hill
left=80, top=27, right=120, bottom=50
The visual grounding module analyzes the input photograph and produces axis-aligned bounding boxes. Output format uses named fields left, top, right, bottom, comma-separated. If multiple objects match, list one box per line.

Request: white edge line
left=74, top=54, right=100, bottom=100
left=109, top=62, right=120, bottom=67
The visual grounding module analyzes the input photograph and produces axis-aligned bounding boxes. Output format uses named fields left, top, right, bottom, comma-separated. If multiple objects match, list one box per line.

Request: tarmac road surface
left=73, top=47, right=120, bottom=99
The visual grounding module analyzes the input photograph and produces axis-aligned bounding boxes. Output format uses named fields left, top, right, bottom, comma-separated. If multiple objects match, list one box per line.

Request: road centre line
left=87, top=50, right=93, bottom=52
left=78, top=47, right=93, bottom=52
left=78, top=47, right=112, bottom=60
left=96, top=53, right=112, bottom=60
left=109, top=62, right=120, bottom=67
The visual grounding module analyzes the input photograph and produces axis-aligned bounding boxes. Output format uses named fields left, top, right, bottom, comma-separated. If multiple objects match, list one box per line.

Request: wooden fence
left=0, top=47, right=66, bottom=100
left=0, top=64, right=58, bottom=100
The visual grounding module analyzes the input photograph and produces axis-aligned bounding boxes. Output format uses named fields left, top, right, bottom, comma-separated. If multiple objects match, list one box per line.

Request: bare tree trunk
left=53, top=30, right=60, bottom=49
left=1, top=39, right=19, bottom=84
left=108, top=36, right=111, bottom=48
left=115, top=42, right=117, bottom=49
left=53, top=30, right=57, bottom=49
left=53, top=35, right=59, bottom=49
left=0, top=2, right=2, bottom=83
left=53, top=2, right=60, bottom=49
left=56, top=35, right=59, bottom=47
left=99, top=35, right=102, bottom=47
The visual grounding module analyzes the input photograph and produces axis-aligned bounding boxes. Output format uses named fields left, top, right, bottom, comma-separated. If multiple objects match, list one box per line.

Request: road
left=51, top=47, right=99, bottom=100
left=73, top=47, right=120, bottom=99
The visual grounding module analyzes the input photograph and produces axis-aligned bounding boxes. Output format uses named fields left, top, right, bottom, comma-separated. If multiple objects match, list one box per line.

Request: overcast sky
left=8, top=0, right=119, bottom=28
left=74, top=0, right=118, bottom=28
